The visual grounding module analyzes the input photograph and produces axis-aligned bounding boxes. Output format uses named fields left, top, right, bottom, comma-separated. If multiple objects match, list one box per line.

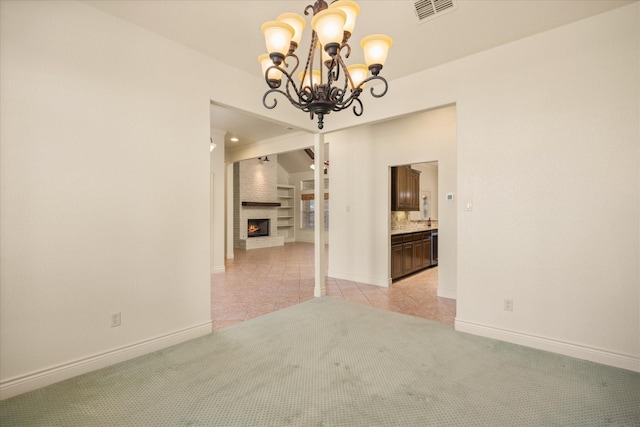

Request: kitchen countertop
left=391, top=224, right=438, bottom=235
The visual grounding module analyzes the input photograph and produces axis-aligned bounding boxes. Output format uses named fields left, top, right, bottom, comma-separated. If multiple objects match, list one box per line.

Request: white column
left=210, top=128, right=226, bottom=273
left=225, top=162, right=235, bottom=259
left=314, top=133, right=326, bottom=297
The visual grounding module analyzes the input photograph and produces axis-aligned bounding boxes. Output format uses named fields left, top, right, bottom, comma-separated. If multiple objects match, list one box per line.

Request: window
left=301, top=199, right=314, bottom=229
left=300, top=179, right=329, bottom=230
left=301, top=198, right=329, bottom=229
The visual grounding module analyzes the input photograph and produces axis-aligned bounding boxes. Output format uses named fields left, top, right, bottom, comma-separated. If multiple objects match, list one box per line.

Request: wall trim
left=211, top=265, right=225, bottom=274
left=0, top=321, right=212, bottom=400
left=455, top=319, right=640, bottom=373
left=437, top=286, right=456, bottom=299
left=328, top=270, right=390, bottom=288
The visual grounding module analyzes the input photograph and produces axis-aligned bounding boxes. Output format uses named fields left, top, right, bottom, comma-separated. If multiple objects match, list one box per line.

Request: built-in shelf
left=277, top=185, right=295, bottom=242
left=241, top=201, right=281, bottom=207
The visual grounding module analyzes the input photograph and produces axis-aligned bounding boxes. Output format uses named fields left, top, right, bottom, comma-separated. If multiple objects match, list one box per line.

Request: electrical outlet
left=111, top=312, right=121, bottom=327
left=504, top=299, right=513, bottom=312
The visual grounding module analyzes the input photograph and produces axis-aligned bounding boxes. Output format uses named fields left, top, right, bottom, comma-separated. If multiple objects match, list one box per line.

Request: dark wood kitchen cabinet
left=403, top=241, right=414, bottom=272
left=391, top=235, right=403, bottom=279
left=391, top=165, right=421, bottom=211
left=413, top=233, right=424, bottom=270
left=421, top=234, right=432, bottom=268
left=390, top=230, right=435, bottom=280
left=408, top=168, right=421, bottom=210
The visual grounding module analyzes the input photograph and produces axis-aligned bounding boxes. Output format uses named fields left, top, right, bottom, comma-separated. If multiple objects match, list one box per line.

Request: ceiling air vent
left=414, top=0, right=457, bottom=23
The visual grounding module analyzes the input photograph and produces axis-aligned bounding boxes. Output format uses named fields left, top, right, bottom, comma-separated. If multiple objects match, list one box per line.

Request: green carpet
left=1, top=297, right=639, bottom=426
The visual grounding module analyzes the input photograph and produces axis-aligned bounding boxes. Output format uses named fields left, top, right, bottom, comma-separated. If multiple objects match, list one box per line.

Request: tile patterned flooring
left=211, top=242, right=456, bottom=330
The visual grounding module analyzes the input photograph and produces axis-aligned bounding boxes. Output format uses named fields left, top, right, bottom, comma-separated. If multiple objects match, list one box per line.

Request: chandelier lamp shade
left=259, top=0, right=392, bottom=129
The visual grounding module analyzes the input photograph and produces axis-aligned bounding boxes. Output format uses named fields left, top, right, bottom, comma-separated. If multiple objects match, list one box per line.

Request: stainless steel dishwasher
left=430, top=230, right=438, bottom=265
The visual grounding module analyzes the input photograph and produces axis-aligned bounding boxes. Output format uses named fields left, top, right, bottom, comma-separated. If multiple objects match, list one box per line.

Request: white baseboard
left=328, top=270, right=389, bottom=288
left=437, top=286, right=456, bottom=299
left=211, top=264, right=225, bottom=274
left=455, top=319, right=640, bottom=372
left=0, top=321, right=212, bottom=400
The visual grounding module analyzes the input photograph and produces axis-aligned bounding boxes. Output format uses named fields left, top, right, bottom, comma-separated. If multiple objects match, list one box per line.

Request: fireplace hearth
left=247, top=218, right=270, bottom=238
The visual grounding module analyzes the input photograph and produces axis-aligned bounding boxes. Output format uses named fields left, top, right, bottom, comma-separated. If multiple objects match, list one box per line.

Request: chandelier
left=259, top=0, right=392, bottom=129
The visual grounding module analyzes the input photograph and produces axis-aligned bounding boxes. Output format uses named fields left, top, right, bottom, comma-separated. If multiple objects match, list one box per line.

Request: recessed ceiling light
left=230, top=137, right=239, bottom=142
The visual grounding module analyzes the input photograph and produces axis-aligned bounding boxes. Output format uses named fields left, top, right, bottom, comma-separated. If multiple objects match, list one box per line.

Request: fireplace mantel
left=241, top=201, right=281, bottom=207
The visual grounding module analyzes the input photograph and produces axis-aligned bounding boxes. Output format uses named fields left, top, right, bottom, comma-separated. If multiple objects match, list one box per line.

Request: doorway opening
left=390, top=161, right=439, bottom=283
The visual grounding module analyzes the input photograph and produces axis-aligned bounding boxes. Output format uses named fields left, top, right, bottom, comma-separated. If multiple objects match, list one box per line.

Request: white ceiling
left=83, top=0, right=634, bottom=171
left=209, top=103, right=301, bottom=147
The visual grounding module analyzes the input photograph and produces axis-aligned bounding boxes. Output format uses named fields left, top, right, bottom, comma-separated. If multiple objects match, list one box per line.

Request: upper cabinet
left=391, top=165, right=421, bottom=211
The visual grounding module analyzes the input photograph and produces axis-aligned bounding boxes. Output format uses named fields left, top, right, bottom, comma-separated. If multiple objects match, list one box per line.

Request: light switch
left=465, top=200, right=473, bottom=211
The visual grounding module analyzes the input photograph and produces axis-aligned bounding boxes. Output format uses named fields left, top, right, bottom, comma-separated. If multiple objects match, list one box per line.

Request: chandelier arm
left=327, top=55, right=360, bottom=113
left=299, top=89, right=315, bottom=108
left=331, top=89, right=358, bottom=112
left=263, top=87, right=313, bottom=113
left=301, top=32, right=319, bottom=87
left=264, top=64, right=312, bottom=110
left=262, top=88, right=284, bottom=110
left=274, top=65, right=308, bottom=108
left=283, top=53, right=300, bottom=78
left=327, top=85, right=353, bottom=112
left=264, top=64, right=286, bottom=87
left=329, top=89, right=347, bottom=112
left=283, top=69, right=302, bottom=103
left=356, top=75, right=389, bottom=98
left=263, top=66, right=309, bottom=111
left=351, top=97, right=364, bottom=116
left=304, top=4, right=314, bottom=16
left=341, top=42, right=352, bottom=60
left=330, top=59, right=340, bottom=87
left=294, top=61, right=315, bottom=110
left=335, top=54, right=352, bottom=98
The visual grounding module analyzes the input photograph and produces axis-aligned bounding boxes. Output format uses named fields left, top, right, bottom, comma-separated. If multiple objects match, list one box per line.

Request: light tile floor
left=211, top=242, right=456, bottom=330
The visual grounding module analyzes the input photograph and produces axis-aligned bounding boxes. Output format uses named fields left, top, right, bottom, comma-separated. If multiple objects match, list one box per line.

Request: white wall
left=329, top=4, right=639, bottom=370
left=328, top=106, right=458, bottom=292
left=409, top=163, right=439, bottom=221
left=0, top=1, right=216, bottom=397
left=0, top=0, right=314, bottom=398
left=210, top=128, right=226, bottom=273
left=451, top=4, right=639, bottom=370
left=277, top=162, right=290, bottom=185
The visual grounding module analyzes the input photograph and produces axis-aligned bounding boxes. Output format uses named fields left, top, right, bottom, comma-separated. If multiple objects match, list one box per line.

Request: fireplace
left=247, top=218, right=270, bottom=238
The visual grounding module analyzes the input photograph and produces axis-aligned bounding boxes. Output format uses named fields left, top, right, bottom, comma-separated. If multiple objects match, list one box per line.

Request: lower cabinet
left=391, top=230, right=435, bottom=280
left=413, top=237, right=423, bottom=271
left=403, top=241, right=414, bottom=273
left=391, top=242, right=403, bottom=279
left=422, top=236, right=432, bottom=268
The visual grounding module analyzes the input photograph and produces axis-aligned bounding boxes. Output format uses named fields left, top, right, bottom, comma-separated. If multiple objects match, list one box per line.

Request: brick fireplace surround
left=233, top=156, right=285, bottom=250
